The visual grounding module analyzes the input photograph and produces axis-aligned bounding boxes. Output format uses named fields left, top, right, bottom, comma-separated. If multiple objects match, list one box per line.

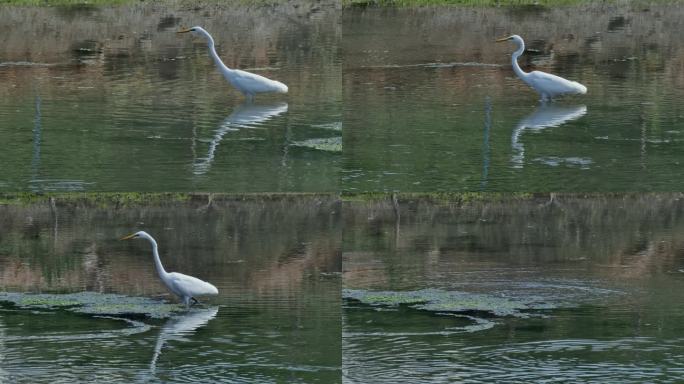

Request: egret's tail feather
left=276, top=82, right=288, bottom=94
left=575, top=82, right=587, bottom=94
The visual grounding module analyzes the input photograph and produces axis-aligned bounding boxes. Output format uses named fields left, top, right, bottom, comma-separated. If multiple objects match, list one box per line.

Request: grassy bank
left=0, top=0, right=134, bottom=5
left=0, top=0, right=293, bottom=6
left=340, top=192, right=684, bottom=204
left=0, top=192, right=338, bottom=207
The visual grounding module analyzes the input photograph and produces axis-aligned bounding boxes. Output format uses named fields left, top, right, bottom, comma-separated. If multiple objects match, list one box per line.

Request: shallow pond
left=343, top=194, right=684, bottom=382
left=0, top=1, right=341, bottom=192
left=343, top=3, right=684, bottom=192
left=0, top=195, right=341, bottom=382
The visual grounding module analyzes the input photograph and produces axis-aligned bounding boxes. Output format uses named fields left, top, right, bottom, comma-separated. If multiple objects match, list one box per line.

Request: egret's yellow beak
left=177, top=28, right=192, bottom=34
left=496, top=36, right=512, bottom=42
left=120, top=233, right=137, bottom=240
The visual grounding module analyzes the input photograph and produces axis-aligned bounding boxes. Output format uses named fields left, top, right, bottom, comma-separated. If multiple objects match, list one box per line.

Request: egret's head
left=120, top=231, right=149, bottom=241
left=496, top=34, right=524, bottom=45
left=177, top=26, right=209, bottom=39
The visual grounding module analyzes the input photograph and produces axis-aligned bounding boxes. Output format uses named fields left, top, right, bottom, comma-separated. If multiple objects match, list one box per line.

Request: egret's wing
left=167, top=272, right=219, bottom=297
left=529, top=71, right=586, bottom=95
left=232, top=69, right=288, bottom=94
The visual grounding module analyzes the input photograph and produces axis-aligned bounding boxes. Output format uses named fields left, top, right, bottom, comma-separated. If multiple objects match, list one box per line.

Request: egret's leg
left=183, top=296, right=191, bottom=309
left=245, top=93, right=254, bottom=103
left=191, top=297, right=199, bottom=306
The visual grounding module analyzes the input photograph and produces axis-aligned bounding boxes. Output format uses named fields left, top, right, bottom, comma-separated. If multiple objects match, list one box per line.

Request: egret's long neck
left=206, top=34, right=233, bottom=73
left=511, top=41, right=528, bottom=80
left=148, top=237, right=167, bottom=277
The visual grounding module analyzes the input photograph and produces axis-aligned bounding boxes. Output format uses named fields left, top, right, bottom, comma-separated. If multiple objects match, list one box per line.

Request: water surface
left=0, top=195, right=341, bottom=382
left=343, top=3, right=684, bottom=192
left=0, top=1, right=341, bottom=192
left=343, top=194, right=684, bottom=382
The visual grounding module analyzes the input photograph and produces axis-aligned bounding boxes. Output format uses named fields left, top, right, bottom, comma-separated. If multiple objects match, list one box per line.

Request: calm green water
left=343, top=3, right=684, bottom=192
left=0, top=2, right=341, bottom=192
left=343, top=194, right=684, bottom=382
left=0, top=195, right=341, bottom=382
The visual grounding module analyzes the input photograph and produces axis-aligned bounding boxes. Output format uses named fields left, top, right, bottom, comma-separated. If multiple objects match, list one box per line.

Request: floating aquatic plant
left=0, top=292, right=185, bottom=319
left=343, top=288, right=557, bottom=318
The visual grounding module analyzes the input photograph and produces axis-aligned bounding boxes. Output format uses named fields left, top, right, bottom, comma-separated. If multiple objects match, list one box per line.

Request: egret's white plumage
left=178, top=26, right=287, bottom=101
left=121, top=231, right=218, bottom=308
left=497, top=35, right=587, bottom=101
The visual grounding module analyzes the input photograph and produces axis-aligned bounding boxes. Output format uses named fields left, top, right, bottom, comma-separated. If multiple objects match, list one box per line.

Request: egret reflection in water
left=149, top=306, right=219, bottom=374
left=193, top=102, right=288, bottom=175
left=511, top=104, right=587, bottom=168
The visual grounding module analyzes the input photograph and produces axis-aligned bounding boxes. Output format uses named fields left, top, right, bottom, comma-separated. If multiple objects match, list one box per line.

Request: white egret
left=497, top=35, right=587, bottom=101
left=178, top=26, right=288, bottom=101
left=120, top=231, right=218, bottom=308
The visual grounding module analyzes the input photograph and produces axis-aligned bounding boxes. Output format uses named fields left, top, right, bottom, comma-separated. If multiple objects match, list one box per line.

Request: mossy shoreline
left=2, top=192, right=680, bottom=207
left=341, top=191, right=684, bottom=204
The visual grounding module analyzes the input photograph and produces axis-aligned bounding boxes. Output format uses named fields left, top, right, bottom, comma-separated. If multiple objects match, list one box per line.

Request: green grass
left=0, top=0, right=294, bottom=6
left=0, top=0, right=134, bottom=5
left=0, top=192, right=338, bottom=208
left=0, top=192, right=190, bottom=207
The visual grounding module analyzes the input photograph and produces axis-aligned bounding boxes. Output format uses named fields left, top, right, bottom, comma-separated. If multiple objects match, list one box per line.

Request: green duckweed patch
left=0, top=292, right=185, bottom=319
left=343, top=288, right=557, bottom=318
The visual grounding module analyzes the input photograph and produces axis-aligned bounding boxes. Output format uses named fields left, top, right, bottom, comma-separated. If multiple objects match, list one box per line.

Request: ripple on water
left=341, top=277, right=684, bottom=383
left=344, top=334, right=684, bottom=383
